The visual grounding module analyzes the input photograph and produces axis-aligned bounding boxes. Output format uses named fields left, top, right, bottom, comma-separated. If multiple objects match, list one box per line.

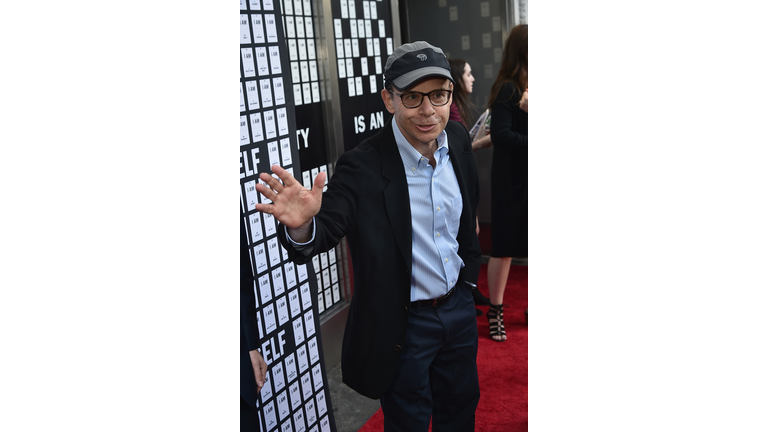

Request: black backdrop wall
left=331, top=0, right=395, bottom=151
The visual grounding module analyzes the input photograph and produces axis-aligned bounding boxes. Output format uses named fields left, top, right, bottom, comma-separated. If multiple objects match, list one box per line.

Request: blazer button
left=403, top=305, right=409, bottom=311
left=393, top=345, right=402, bottom=351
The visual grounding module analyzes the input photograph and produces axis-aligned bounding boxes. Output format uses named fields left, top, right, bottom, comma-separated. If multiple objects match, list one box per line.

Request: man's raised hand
left=254, top=165, right=326, bottom=231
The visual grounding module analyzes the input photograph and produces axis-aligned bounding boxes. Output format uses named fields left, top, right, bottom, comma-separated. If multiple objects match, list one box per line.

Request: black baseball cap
left=383, top=41, right=454, bottom=91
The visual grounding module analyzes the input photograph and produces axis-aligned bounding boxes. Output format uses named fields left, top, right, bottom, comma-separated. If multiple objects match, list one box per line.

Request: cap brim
left=390, top=67, right=454, bottom=91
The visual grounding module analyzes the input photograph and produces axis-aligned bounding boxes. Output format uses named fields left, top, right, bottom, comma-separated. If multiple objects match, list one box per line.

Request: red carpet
left=357, top=262, right=528, bottom=431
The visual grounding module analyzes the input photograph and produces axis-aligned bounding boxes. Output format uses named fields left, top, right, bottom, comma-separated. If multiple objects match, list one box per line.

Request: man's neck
left=411, top=140, right=437, bottom=168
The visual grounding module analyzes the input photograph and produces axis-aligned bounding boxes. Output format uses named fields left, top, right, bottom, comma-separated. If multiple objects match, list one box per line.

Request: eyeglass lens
left=398, top=90, right=451, bottom=108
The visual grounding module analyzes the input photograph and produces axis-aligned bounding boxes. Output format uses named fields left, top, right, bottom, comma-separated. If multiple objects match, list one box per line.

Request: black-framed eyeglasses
left=389, top=89, right=453, bottom=109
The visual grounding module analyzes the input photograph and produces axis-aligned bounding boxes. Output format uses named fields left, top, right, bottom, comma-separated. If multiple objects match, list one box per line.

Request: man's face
left=381, top=77, right=453, bottom=149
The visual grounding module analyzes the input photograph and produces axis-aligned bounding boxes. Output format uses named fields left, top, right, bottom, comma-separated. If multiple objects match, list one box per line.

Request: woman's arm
left=490, top=84, right=527, bottom=150
left=471, top=130, right=492, bottom=151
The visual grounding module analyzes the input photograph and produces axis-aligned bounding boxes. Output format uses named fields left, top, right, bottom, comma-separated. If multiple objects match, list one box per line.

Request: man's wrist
left=287, top=218, right=315, bottom=244
left=291, top=222, right=312, bottom=233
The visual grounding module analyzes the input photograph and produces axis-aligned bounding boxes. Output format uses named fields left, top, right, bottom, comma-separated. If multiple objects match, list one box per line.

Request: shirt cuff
left=284, top=217, right=316, bottom=248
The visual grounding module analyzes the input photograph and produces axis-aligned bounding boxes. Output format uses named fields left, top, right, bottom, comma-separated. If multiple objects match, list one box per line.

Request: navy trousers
left=380, top=282, right=480, bottom=432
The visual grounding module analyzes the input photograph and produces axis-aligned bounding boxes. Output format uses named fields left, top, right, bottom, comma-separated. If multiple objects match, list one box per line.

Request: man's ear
left=381, top=88, right=396, bottom=114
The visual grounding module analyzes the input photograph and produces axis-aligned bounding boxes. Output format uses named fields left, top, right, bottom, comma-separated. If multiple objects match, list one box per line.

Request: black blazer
left=278, top=120, right=481, bottom=399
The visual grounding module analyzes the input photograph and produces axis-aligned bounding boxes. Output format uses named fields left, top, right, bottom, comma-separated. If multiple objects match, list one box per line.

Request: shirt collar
left=392, top=119, right=449, bottom=168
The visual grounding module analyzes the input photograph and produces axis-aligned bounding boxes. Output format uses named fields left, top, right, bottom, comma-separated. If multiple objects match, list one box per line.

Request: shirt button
left=437, top=206, right=441, bottom=211
left=436, top=232, right=441, bottom=237
left=444, top=258, right=449, bottom=263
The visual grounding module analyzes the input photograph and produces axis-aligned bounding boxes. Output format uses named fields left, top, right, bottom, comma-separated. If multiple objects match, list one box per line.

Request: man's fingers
left=253, top=202, right=273, bottom=214
left=249, top=350, right=268, bottom=392
left=254, top=183, right=277, bottom=204
left=258, top=172, right=283, bottom=193
left=256, top=360, right=268, bottom=390
left=271, top=164, right=297, bottom=187
left=312, top=171, right=327, bottom=195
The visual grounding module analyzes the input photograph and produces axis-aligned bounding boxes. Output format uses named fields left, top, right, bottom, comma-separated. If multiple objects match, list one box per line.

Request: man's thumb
left=312, top=172, right=327, bottom=193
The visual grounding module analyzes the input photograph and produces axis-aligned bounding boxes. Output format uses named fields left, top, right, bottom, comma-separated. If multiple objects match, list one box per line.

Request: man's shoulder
left=335, top=123, right=394, bottom=169
left=345, top=121, right=394, bottom=155
left=445, top=120, right=472, bottom=151
left=445, top=120, right=467, bottom=136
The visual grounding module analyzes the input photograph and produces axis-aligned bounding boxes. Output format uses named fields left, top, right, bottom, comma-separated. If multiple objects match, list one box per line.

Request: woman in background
left=448, top=58, right=492, bottom=151
left=485, top=24, right=528, bottom=341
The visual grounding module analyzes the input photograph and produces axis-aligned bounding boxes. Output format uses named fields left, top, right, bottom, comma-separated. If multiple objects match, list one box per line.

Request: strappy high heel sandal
left=486, top=304, right=507, bottom=342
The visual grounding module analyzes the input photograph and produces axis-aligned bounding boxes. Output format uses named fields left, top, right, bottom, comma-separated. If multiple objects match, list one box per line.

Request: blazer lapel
left=378, top=123, right=413, bottom=273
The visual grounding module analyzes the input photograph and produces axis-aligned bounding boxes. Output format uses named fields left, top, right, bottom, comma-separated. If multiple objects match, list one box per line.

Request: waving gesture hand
left=254, top=165, right=326, bottom=241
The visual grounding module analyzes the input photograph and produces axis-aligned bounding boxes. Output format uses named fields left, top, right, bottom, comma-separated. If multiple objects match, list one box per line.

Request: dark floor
left=327, top=362, right=381, bottom=432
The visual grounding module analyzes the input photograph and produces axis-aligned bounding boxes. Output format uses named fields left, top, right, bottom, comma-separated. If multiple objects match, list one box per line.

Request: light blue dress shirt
left=391, top=120, right=464, bottom=302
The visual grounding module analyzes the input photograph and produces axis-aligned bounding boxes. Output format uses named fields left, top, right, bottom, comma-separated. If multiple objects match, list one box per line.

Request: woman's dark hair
left=448, top=58, right=474, bottom=128
left=488, top=24, right=528, bottom=108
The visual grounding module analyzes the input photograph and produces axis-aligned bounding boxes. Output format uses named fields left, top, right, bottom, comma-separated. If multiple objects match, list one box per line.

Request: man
left=241, top=217, right=268, bottom=432
left=255, top=41, right=482, bottom=432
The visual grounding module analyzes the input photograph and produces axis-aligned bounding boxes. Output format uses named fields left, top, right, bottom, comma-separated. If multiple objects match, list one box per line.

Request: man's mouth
left=415, top=123, right=436, bottom=132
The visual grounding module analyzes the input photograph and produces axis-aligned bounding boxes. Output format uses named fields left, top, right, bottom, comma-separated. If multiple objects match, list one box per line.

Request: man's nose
left=418, top=99, right=435, bottom=116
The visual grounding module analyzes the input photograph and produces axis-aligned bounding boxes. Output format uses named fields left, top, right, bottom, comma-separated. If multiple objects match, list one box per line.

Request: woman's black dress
left=489, top=82, right=528, bottom=257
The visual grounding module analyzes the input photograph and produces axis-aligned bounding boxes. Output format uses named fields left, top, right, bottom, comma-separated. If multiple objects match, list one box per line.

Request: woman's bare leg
left=486, top=256, right=512, bottom=341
